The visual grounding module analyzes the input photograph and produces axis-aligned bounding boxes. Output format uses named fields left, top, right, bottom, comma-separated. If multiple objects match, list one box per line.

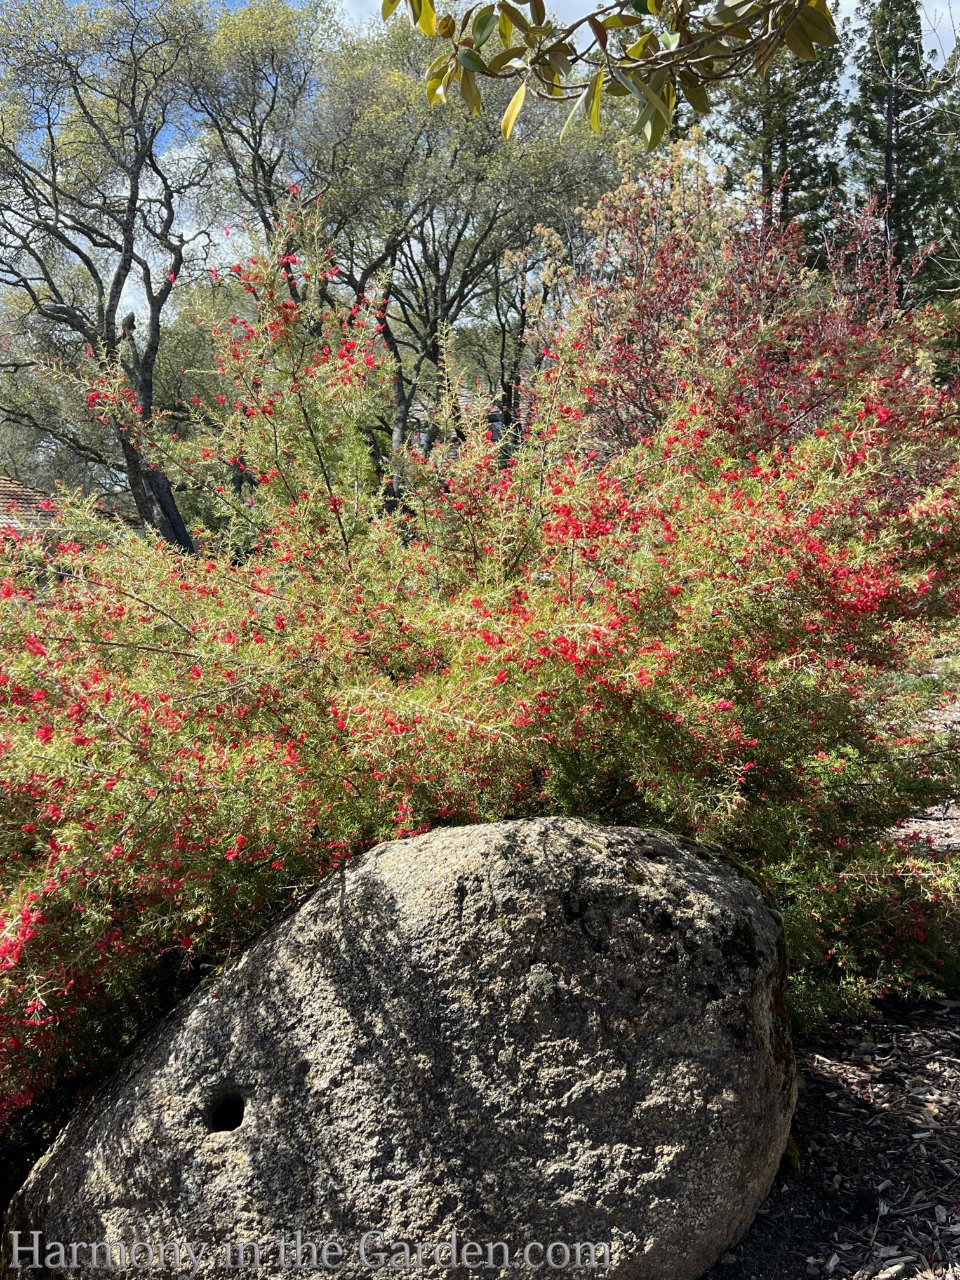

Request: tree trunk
left=118, top=323, right=195, bottom=553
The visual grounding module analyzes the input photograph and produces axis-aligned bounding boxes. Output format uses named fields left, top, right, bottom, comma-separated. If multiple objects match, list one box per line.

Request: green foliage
left=705, top=37, right=847, bottom=246
left=847, top=0, right=943, bottom=263
left=2, top=167, right=960, bottom=1132
left=382, top=0, right=842, bottom=147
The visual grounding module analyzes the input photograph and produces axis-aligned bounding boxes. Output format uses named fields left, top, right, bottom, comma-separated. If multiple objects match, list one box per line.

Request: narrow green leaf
left=530, top=0, right=545, bottom=23
left=501, top=80, right=526, bottom=138
left=382, top=0, right=402, bottom=18
left=611, top=63, right=671, bottom=122
left=498, top=9, right=513, bottom=44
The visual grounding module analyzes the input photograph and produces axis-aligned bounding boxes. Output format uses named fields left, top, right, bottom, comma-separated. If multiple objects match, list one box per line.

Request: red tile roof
left=0, top=476, right=143, bottom=533
left=0, top=475, right=58, bottom=530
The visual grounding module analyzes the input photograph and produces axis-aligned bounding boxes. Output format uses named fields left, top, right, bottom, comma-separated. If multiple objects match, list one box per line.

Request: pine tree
left=847, top=0, right=943, bottom=266
left=922, top=46, right=960, bottom=295
left=705, top=40, right=847, bottom=248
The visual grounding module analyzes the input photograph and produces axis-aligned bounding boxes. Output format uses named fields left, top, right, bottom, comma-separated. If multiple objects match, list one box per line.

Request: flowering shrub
left=2, top=156, right=960, bottom=1132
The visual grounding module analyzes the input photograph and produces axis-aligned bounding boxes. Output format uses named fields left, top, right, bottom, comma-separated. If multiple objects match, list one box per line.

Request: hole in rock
left=206, top=1092, right=245, bottom=1132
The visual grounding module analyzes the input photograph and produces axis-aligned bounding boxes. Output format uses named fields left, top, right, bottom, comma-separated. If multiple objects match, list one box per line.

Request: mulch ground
left=700, top=681, right=960, bottom=1280
left=703, top=998, right=960, bottom=1280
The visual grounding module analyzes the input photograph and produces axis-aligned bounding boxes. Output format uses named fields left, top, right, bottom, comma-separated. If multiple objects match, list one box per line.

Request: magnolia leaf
left=500, top=1, right=529, bottom=32
left=783, top=18, right=817, bottom=58
left=487, top=45, right=527, bottom=70
left=438, top=13, right=455, bottom=36
left=406, top=0, right=422, bottom=28
left=382, top=0, right=402, bottom=18
left=707, top=0, right=758, bottom=23
left=531, top=0, right=546, bottom=24
left=417, top=0, right=436, bottom=38
left=426, top=72, right=446, bottom=102
left=643, top=108, right=667, bottom=150
left=798, top=2, right=838, bottom=44
left=680, top=78, right=710, bottom=113
left=625, top=31, right=652, bottom=57
left=498, top=10, right=513, bottom=44
left=602, top=13, right=648, bottom=25
left=587, top=14, right=608, bottom=48
left=459, top=66, right=483, bottom=111
left=559, top=79, right=591, bottom=140
left=753, top=35, right=780, bottom=76
left=547, top=45, right=572, bottom=77
left=634, top=72, right=671, bottom=121
left=587, top=67, right=603, bottom=132
left=473, top=8, right=498, bottom=44
left=501, top=80, right=526, bottom=138
left=458, top=46, right=488, bottom=71
left=610, top=62, right=670, bottom=123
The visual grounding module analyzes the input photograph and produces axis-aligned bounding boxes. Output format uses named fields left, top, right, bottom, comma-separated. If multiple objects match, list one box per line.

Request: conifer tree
left=706, top=40, right=847, bottom=247
left=847, top=0, right=942, bottom=265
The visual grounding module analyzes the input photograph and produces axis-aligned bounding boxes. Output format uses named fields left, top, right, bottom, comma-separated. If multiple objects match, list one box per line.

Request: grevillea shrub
left=2, top=157, right=960, bottom=1137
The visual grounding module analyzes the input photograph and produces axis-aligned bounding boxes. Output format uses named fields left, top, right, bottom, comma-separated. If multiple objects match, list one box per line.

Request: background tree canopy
left=1, top=0, right=956, bottom=536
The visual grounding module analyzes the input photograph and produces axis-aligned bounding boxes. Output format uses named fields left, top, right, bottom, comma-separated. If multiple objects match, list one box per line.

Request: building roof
left=0, top=476, right=143, bottom=533
left=0, top=475, right=58, bottom=531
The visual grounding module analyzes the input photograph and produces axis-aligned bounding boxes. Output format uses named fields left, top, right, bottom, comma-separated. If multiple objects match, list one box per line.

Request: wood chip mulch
left=702, top=999, right=960, bottom=1280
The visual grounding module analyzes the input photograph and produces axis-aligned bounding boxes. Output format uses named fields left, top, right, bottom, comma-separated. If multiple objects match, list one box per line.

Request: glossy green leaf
left=559, top=79, right=591, bottom=140
left=487, top=45, right=527, bottom=71
left=498, top=10, right=513, bottom=44
left=799, top=2, right=839, bottom=44
left=624, top=31, right=652, bottom=57
left=458, top=46, right=488, bottom=71
left=381, top=0, right=402, bottom=18
left=473, top=8, right=498, bottom=44
left=459, top=66, right=482, bottom=111
left=499, top=1, right=529, bottom=32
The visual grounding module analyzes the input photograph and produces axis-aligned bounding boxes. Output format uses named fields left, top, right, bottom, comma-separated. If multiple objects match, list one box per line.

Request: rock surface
left=3, top=818, right=796, bottom=1280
